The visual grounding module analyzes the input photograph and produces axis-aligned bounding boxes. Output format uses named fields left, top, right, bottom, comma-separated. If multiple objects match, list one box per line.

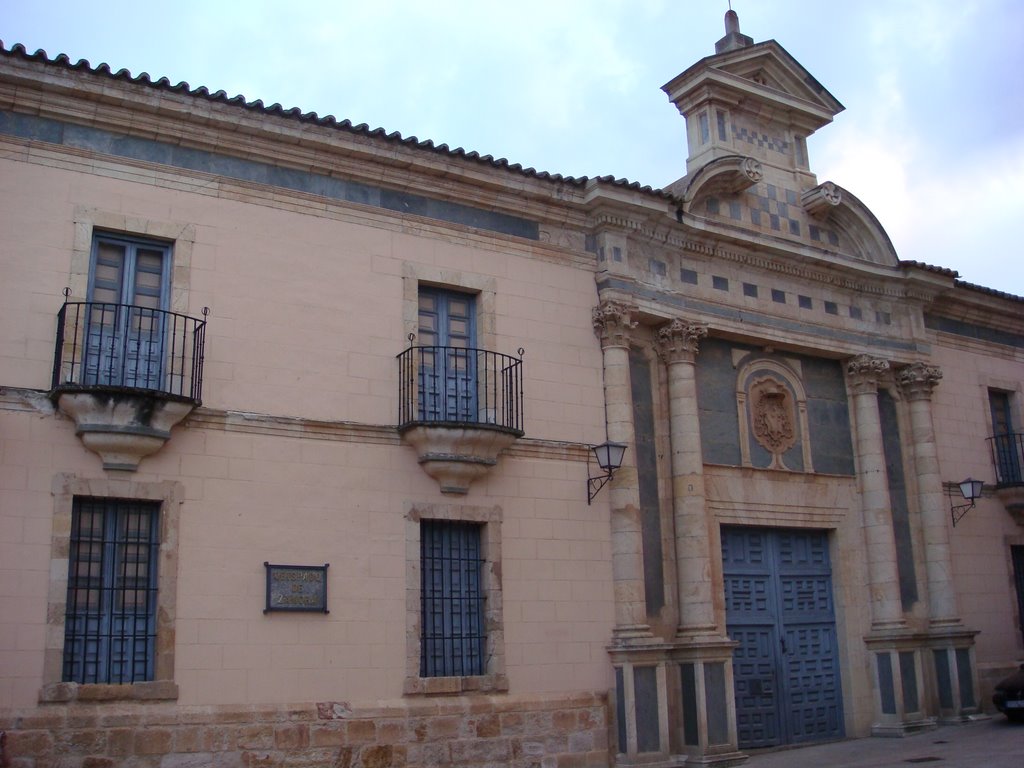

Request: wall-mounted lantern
left=587, top=441, right=627, bottom=504
left=950, top=477, right=984, bottom=526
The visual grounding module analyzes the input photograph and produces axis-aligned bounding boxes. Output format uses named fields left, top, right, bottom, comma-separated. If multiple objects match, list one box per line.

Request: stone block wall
left=0, top=692, right=609, bottom=768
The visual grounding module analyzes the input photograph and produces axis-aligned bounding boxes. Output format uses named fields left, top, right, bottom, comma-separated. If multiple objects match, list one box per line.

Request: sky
left=4, top=0, right=1024, bottom=295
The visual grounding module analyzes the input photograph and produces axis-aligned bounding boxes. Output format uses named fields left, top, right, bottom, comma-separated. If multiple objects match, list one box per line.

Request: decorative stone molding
left=592, top=300, right=638, bottom=348
left=55, top=392, right=195, bottom=471
left=802, top=181, right=842, bottom=219
left=741, top=156, right=764, bottom=184
left=185, top=407, right=584, bottom=462
left=399, top=425, right=519, bottom=495
left=897, top=362, right=943, bottom=401
left=655, top=319, right=708, bottom=364
left=847, top=355, right=890, bottom=395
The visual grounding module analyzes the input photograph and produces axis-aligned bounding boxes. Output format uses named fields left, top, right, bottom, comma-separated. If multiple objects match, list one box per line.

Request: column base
left=870, top=619, right=908, bottom=632
left=612, top=624, right=657, bottom=645
left=870, top=717, right=937, bottom=737
left=677, top=749, right=747, bottom=767
left=670, top=637, right=742, bottom=765
left=674, top=624, right=720, bottom=641
left=607, top=638, right=744, bottom=767
left=613, top=757, right=687, bottom=768
left=609, top=645, right=675, bottom=765
left=865, top=632, right=930, bottom=736
left=937, top=712, right=990, bottom=726
left=926, top=626, right=982, bottom=722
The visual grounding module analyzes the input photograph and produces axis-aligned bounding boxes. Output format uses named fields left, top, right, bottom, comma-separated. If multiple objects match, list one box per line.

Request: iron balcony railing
left=52, top=301, right=207, bottom=403
left=989, top=432, right=1024, bottom=487
left=397, top=344, right=524, bottom=435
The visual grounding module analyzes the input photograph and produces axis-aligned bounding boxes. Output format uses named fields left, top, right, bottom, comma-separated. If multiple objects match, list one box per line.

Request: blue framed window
left=84, top=233, right=172, bottom=389
left=417, top=287, right=477, bottom=422
left=63, top=497, right=160, bottom=684
left=420, top=519, right=486, bottom=677
left=990, top=389, right=1021, bottom=484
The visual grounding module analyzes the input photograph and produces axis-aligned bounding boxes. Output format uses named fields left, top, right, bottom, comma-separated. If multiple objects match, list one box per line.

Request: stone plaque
left=264, top=562, right=329, bottom=613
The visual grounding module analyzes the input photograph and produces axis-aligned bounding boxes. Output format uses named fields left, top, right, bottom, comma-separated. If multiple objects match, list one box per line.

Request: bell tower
left=662, top=9, right=844, bottom=184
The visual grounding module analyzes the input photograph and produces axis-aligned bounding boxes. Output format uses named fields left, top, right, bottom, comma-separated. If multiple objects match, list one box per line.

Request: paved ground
left=742, top=716, right=1024, bottom=767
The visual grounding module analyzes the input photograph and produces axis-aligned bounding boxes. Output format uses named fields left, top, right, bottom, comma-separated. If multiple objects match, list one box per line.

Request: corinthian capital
left=896, top=362, right=942, bottom=401
left=847, top=354, right=890, bottom=394
left=592, top=300, right=638, bottom=348
left=655, top=319, right=708, bottom=364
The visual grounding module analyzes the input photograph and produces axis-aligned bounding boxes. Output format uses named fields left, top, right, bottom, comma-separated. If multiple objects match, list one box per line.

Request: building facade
left=1, top=12, right=1023, bottom=768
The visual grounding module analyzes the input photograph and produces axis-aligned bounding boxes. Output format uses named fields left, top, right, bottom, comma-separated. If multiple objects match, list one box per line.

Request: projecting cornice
left=0, top=42, right=677, bottom=234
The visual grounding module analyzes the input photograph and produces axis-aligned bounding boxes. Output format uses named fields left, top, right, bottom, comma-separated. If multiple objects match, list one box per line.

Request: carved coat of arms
left=750, top=377, right=797, bottom=459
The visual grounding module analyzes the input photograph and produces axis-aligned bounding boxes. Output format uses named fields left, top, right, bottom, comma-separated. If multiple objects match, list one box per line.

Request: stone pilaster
left=593, top=300, right=652, bottom=642
left=897, top=362, right=982, bottom=723
left=847, top=355, right=905, bottom=631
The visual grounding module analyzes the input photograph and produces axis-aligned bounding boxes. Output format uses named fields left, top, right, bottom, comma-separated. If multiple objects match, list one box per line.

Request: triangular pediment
left=713, top=41, right=843, bottom=113
left=663, top=40, right=844, bottom=134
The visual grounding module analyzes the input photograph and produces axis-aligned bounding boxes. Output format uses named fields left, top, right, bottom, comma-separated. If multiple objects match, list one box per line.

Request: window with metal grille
left=420, top=519, right=486, bottom=677
left=63, top=497, right=160, bottom=684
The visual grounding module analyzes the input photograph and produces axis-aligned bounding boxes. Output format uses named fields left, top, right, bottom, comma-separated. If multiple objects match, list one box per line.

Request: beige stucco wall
left=0, top=147, right=605, bottom=442
left=929, top=333, right=1024, bottom=671
left=0, top=144, right=618, bottom=711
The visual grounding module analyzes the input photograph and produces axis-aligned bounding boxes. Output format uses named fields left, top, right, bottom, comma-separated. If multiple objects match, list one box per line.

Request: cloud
left=898, top=135, right=1024, bottom=288
left=4, top=0, right=1022, bottom=293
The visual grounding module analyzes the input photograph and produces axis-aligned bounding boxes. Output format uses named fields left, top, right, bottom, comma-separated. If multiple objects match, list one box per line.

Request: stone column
left=896, top=362, right=958, bottom=625
left=897, top=362, right=981, bottom=723
left=849, top=356, right=937, bottom=736
left=593, top=300, right=651, bottom=641
left=847, top=355, right=905, bottom=630
left=656, top=319, right=743, bottom=767
left=655, top=319, right=716, bottom=637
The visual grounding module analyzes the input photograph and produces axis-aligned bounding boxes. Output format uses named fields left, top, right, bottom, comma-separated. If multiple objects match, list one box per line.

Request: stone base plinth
left=608, top=638, right=744, bottom=768
left=0, top=692, right=607, bottom=766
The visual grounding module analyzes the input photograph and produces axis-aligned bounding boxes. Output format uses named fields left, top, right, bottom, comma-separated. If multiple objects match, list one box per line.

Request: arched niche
left=734, top=356, right=814, bottom=472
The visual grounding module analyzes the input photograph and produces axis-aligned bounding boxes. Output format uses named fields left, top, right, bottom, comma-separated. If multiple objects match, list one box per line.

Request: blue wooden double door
left=722, top=526, right=844, bottom=749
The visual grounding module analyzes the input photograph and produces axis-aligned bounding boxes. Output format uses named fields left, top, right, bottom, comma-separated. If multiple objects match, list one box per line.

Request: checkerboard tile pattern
left=703, top=182, right=842, bottom=248
left=733, top=125, right=790, bottom=155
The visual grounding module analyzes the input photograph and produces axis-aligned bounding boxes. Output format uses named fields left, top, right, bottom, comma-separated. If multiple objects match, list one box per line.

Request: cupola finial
left=716, top=6, right=754, bottom=53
